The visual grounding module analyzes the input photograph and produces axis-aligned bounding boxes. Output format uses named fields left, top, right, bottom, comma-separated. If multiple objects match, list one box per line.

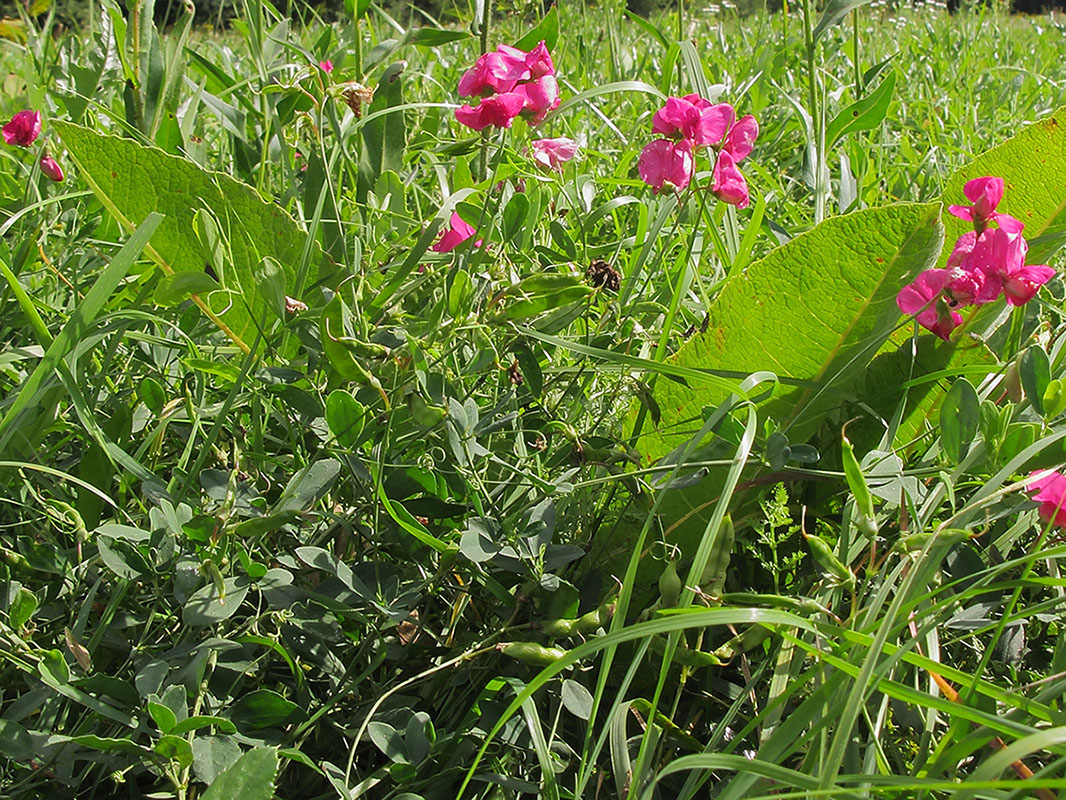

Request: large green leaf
left=635, top=203, right=943, bottom=461
left=940, top=106, right=1066, bottom=264
left=201, top=746, right=278, bottom=800
left=856, top=333, right=998, bottom=452
left=53, top=121, right=326, bottom=350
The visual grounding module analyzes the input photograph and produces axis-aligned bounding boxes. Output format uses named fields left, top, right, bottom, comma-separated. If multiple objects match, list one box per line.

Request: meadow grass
left=1, top=0, right=1066, bottom=798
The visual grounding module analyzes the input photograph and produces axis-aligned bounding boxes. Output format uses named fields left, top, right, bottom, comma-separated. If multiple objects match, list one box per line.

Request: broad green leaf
left=940, top=106, right=1066, bottom=262
left=53, top=121, right=325, bottom=349
left=857, top=333, right=998, bottom=452
left=154, top=271, right=221, bottom=306
left=0, top=720, right=33, bottom=761
left=635, top=203, right=943, bottom=461
left=514, top=6, right=559, bottom=51
left=940, top=378, right=980, bottom=463
left=325, top=390, right=366, bottom=448
left=1020, top=345, right=1051, bottom=416
left=201, top=746, right=279, bottom=800
left=358, top=62, right=406, bottom=203
left=826, top=70, right=896, bottom=149
left=192, top=736, right=243, bottom=786
left=813, top=0, right=874, bottom=40
left=229, top=690, right=305, bottom=730
left=182, top=578, right=250, bottom=626
left=155, top=735, right=194, bottom=768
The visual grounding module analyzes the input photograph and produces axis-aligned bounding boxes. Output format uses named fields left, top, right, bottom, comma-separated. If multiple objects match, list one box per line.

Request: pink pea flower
left=1028, top=470, right=1066, bottom=528
left=652, top=96, right=736, bottom=149
left=896, top=268, right=964, bottom=340
left=319, top=59, right=334, bottom=73
left=948, top=176, right=1024, bottom=234
left=515, top=74, right=560, bottom=125
left=431, top=212, right=481, bottom=253
left=454, top=92, right=526, bottom=131
left=455, top=41, right=559, bottom=130
left=711, top=150, right=750, bottom=208
left=724, top=114, right=759, bottom=160
left=458, top=51, right=529, bottom=97
left=529, top=137, right=578, bottom=171
left=39, top=153, right=63, bottom=182
left=966, top=227, right=1054, bottom=307
left=638, top=139, right=694, bottom=194
left=3, top=110, right=41, bottom=147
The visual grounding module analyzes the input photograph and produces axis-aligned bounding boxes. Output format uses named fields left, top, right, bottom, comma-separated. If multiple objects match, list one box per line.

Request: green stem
left=802, top=0, right=825, bottom=223
left=476, top=0, right=492, bottom=181
left=853, top=9, right=862, bottom=96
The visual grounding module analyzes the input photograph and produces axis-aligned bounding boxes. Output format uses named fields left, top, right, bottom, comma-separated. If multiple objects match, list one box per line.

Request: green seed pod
left=541, top=618, right=578, bottom=639
left=501, top=642, right=569, bottom=667
left=574, top=601, right=615, bottom=635
left=701, top=514, right=735, bottom=597
left=658, top=559, right=681, bottom=608
left=804, top=533, right=855, bottom=589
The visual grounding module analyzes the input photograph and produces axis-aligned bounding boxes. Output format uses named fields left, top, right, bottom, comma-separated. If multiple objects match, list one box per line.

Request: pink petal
left=694, top=103, right=736, bottom=147
left=431, top=212, right=478, bottom=253
left=962, top=176, right=1004, bottom=219
left=711, top=149, right=750, bottom=208
left=723, top=114, right=758, bottom=161
left=638, top=139, right=694, bottom=193
left=3, top=110, right=41, bottom=147
left=454, top=92, right=526, bottom=131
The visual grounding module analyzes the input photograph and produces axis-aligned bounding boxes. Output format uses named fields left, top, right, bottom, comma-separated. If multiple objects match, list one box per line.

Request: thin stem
left=802, top=0, right=826, bottom=223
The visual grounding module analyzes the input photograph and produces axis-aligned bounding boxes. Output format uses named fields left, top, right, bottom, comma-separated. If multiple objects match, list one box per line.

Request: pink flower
left=712, top=149, right=750, bottom=208
left=319, top=59, right=333, bottom=73
left=39, top=153, right=63, bottom=182
left=966, top=227, right=1054, bottom=307
left=1028, top=470, right=1066, bottom=528
left=724, top=114, right=759, bottom=161
left=454, top=92, right=526, bottom=131
left=457, top=51, right=529, bottom=97
left=948, top=176, right=1024, bottom=234
left=529, top=137, right=578, bottom=171
left=3, top=110, right=41, bottom=147
left=896, top=268, right=963, bottom=340
left=515, top=75, right=560, bottom=124
left=455, top=41, right=559, bottom=130
left=652, top=97, right=736, bottom=149
left=431, top=212, right=481, bottom=253
left=638, top=139, right=694, bottom=193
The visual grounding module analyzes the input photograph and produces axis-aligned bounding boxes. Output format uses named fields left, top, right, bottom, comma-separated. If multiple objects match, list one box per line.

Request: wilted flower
left=39, top=153, right=63, bottom=182
left=1027, top=470, right=1066, bottom=528
left=431, top=212, right=481, bottom=253
left=3, top=110, right=41, bottom=147
left=529, top=137, right=578, bottom=171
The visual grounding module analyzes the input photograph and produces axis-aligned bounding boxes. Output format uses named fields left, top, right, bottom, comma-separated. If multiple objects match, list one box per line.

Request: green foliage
left=3, top=2, right=1066, bottom=799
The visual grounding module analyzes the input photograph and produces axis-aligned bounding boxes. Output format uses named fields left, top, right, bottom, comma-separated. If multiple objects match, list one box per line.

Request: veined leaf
left=635, top=203, right=943, bottom=461
left=940, top=106, right=1066, bottom=263
left=53, top=121, right=326, bottom=350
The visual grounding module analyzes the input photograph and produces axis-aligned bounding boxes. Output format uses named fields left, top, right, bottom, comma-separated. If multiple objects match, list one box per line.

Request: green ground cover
left=2, top=0, right=1066, bottom=797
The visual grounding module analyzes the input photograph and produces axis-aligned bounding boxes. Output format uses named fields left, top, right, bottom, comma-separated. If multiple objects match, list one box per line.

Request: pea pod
left=842, top=432, right=878, bottom=538
left=574, top=600, right=615, bottom=635
left=658, top=559, right=681, bottom=608
left=541, top=618, right=577, bottom=639
left=713, top=624, right=772, bottom=662
left=501, top=642, right=569, bottom=667
left=700, top=514, right=735, bottom=597
left=896, top=528, right=972, bottom=554
left=804, top=533, right=855, bottom=589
